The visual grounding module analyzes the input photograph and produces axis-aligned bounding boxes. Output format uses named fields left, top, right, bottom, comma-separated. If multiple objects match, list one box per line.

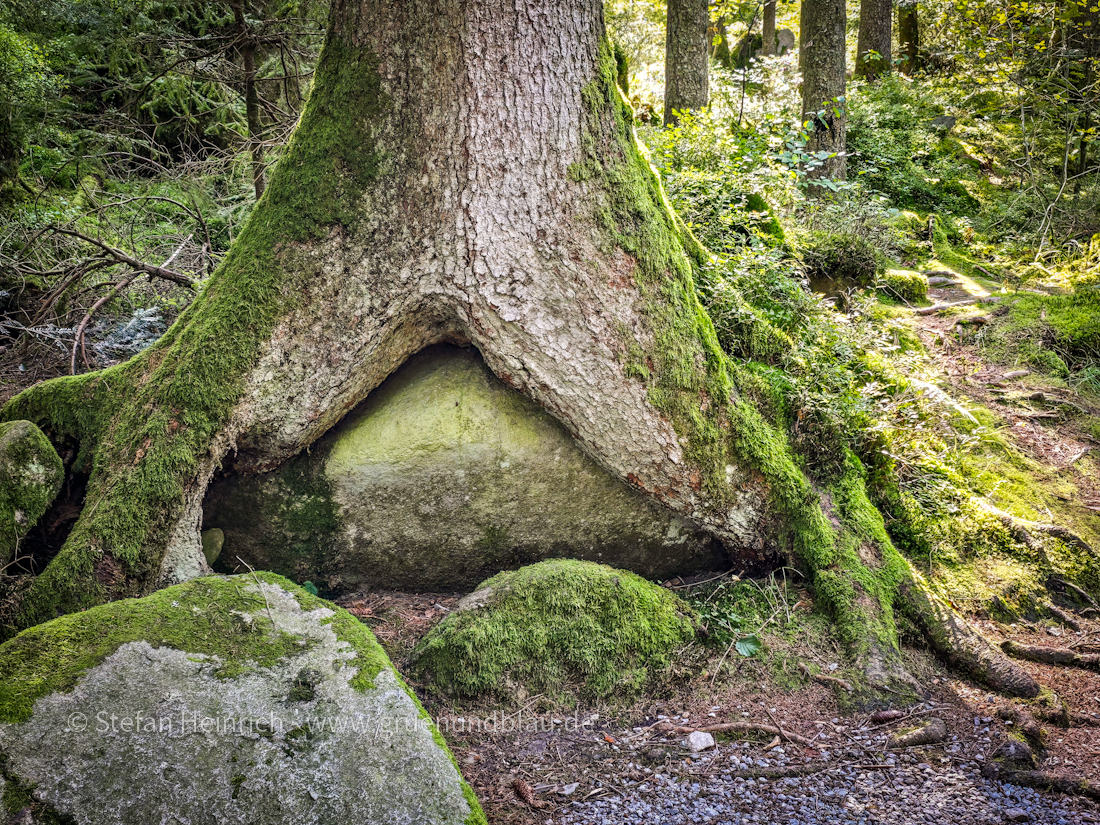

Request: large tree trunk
left=800, top=0, right=848, bottom=187
left=1, top=0, right=1037, bottom=704
left=898, top=1, right=920, bottom=75
left=761, top=0, right=777, bottom=57
left=856, top=0, right=893, bottom=80
left=665, top=0, right=710, bottom=124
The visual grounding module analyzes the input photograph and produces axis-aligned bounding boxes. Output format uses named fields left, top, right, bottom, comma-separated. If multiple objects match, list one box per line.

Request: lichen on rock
left=0, top=573, right=485, bottom=825
left=0, top=421, right=63, bottom=568
left=410, top=559, right=698, bottom=702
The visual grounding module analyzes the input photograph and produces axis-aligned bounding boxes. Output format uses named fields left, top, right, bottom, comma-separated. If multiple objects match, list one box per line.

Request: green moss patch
left=879, top=269, right=929, bottom=303
left=981, top=286, right=1100, bottom=382
left=0, top=420, right=63, bottom=565
left=0, top=572, right=391, bottom=724
left=411, top=560, right=698, bottom=702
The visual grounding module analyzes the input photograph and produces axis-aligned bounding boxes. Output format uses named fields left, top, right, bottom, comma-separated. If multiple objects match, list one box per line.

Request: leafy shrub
left=802, top=230, right=880, bottom=286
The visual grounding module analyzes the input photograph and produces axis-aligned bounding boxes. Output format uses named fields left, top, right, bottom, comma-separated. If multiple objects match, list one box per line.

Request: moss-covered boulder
left=202, top=345, right=724, bottom=592
left=0, top=573, right=485, bottom=825
left=0, top=421, right=63, bottom=567
left=879, top=269, right=929, bottom=303
left=410, top=560, right=698, bottom=701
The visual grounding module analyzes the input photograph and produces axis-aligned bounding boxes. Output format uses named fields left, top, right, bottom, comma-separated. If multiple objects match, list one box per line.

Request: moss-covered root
left=898, top=574, right=1041, bottom=698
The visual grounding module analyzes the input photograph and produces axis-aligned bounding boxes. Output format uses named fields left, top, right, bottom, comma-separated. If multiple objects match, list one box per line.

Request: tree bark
left=665, top=0, right=710, bottom=124
left=856, top=0, right=893, bottom=80
left=897, top=1, right=920, bottom=75
left=800, top=0, right=848, bottom=187
left=1, top=0, right=1039, bottom=706
left=761, top=0, right=777, bottom=57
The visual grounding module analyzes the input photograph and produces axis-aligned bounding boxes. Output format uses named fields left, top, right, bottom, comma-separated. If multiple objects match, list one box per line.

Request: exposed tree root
left=1034, top=707, right=1100, bottom=728
left=1044, top=602, right=1082, bottom=631
left=995, top=705, right=1045, bottom=749
left=1048, top=576, right=1100, bottom=610
left=980, top=763, right=1100, bottom=802
left=897, top=577, right=1041, bottom=698
left=799, top=662, right=853, bottom=693
left=978, top=502, right=1096, bottom=558
left=1001, top=640, right=1100, bottom=672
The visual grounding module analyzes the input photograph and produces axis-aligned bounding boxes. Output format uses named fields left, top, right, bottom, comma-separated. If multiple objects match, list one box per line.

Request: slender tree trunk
left=800, top=0, right=848, bottom=186
left=232, top=0, right=266, bottom=200
left=713, top=15, right=734, bottom=69
left=665, top=0, right=710, bottom=124
left=898, top=1, right=920, bottom=75
left=2, top=0, right=1040, bottom=705
left=761, top=0, right=777, bottom=57
left=856, top=0, right=893, bottom=79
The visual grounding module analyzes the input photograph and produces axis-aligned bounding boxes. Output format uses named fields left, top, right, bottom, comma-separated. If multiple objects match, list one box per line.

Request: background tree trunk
left=800, top=0, right=848, bottom=186
left=231, top=0, right=265, bottom=200
left=1, top=0, right=1039, bottom=705
left=898, top=1, right=920, bottom=75
left=761, top=0, right=777, bottom=57
left=665, top=0, right=710, bottom=124
left=856, top=0, right=893, bottom=79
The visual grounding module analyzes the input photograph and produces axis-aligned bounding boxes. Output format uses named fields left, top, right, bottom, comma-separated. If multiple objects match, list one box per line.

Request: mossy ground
left=411, top=560, right=699, bottom=703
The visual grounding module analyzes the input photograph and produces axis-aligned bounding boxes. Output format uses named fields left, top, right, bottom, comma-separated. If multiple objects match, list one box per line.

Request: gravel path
left=556, top=745, right=1096, bottom=825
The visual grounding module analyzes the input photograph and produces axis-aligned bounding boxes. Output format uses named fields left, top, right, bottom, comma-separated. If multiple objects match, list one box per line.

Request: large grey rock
left=0, top=420, right=63, bottom=566
left=203, top=345, right=724, bottom=592
left=0, top=573, right=484, bottom=825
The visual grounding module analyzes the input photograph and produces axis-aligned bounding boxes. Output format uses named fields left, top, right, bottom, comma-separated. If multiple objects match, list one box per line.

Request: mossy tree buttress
left=0, top=0, right=1038, bottom=703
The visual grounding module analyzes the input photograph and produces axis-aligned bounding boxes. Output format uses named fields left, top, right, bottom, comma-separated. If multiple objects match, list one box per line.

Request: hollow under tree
left=0, top=0, right=1045, bottom=703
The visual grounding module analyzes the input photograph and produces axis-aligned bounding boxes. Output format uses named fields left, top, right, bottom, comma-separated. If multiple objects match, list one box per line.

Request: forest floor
left=341, top=589, right=1100, bottom=825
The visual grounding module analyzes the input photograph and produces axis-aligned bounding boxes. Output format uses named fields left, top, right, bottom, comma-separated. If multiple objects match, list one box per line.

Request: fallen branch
left=659, top=721, right=814, bottom=748
left=1001, top=640, right=1100, bottom=672
left=51, top=227, right=196, bottom=289
left=69, top=237, right=192, bottom=375
left=799, top=661, right=853, bottom=693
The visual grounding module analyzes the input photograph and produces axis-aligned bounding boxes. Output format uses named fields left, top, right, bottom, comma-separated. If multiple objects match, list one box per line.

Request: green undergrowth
left=573, top=40, right=930, bottom=686
left=979, top=285, right=1100, bottom=388
left=586, top=34, right=1098, bottom=689
left=684, top=572, right=839, bottom=688
left=0, top=32, right=390, bottom=635
left=871, top=401, right=1100, bottom=619
left=411, top=560, right=699, bottom=703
